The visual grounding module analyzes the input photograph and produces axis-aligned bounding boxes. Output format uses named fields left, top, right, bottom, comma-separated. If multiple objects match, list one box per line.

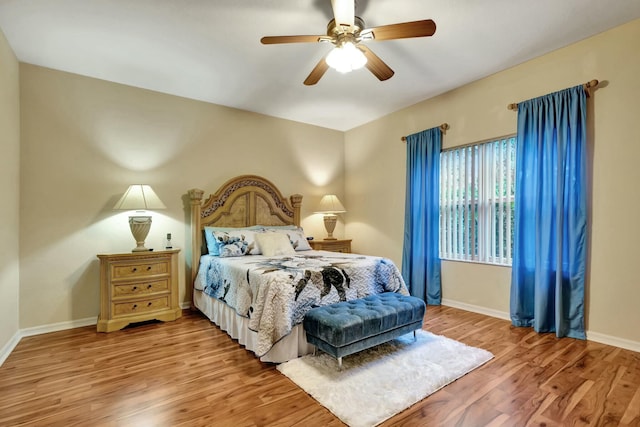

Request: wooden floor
left=1, top=307, right=639, bottom=427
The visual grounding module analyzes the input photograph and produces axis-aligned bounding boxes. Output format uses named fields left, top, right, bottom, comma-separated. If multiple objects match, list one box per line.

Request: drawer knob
left=147, top=266, right=152, bottom=271
left=147, top=284, right=152, bottom=289
left=133, top=304, right=137, bottom=309
left=147, top=302, right=152, bottom=306
left=132, top=267, right=137, bottom=272
left=132, top=286, right=137, bottom=291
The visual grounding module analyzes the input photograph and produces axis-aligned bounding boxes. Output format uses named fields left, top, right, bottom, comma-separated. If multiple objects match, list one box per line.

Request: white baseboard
left=585, top=331, right=640, bottom=353
left=0, top=330, right=22, bottom=367
left=4, top=301, right=639, bottom=367
left=0, top=317, right=97, bottom=367
left=441, top=298, right=640, bottom=353
left=20, top=316, right=97, bottom=338
left=441, top=298, right=511, bottom=321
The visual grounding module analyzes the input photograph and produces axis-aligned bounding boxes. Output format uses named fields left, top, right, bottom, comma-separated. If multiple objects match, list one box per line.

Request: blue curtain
left=510, top=85, right=587, bottom=339
left=402, top=127, right=442, bottom=305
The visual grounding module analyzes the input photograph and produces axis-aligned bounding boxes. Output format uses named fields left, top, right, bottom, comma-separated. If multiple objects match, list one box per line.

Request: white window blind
left=439, top=137, right=516, bottom=266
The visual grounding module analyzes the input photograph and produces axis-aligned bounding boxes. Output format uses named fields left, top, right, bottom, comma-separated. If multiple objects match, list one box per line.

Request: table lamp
left=315, top=194, right=346, bottom=240
left=113, top=184, right=166, bottom=252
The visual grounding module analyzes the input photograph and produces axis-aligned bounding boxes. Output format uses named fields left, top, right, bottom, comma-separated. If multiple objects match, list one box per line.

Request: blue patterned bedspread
left=194, top=251, right=408, bottom=356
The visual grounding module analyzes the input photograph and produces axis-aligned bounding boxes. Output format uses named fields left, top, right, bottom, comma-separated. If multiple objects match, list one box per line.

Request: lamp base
left=129, top=216, right=152, bottom=252
left=323, top=214, right=338, bottom=240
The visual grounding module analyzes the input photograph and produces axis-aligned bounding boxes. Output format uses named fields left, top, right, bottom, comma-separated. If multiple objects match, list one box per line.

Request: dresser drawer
left=112, top=279, right=169, bottom=298
left=111, top=260, right=169, bottom=279
left=112, top=296, right=169, bottom=317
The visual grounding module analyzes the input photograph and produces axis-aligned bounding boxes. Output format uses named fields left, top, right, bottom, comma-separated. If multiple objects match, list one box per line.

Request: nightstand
left=309, top=239, right=352, bottom=253
left=97, top=249, right=181, bottom=332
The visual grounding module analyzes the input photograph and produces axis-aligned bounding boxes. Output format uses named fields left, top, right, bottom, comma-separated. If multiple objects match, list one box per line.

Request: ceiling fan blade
left=368, top=19, right=436, bottom=41
left=331, top=0, right=354, bottom=27
left=359, top=45, right=394, bottom=81
left=304, top=55, right=330, bottom=86
left=261, top=35, right=325, bottom=45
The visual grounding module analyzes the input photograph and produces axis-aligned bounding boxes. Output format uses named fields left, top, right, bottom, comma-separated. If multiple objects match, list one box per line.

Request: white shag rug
left=277, top=330, right=493, bottom=427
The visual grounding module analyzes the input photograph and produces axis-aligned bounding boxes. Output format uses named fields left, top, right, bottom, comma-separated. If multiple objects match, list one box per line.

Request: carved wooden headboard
left=188, top=175, right=302, bottom=287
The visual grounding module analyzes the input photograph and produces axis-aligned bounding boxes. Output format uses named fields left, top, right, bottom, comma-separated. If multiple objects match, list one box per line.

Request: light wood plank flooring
left=1, top=306, right=639, bottom=426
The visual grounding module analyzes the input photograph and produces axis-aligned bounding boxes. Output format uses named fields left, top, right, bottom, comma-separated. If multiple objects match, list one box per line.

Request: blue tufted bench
left=303, top=292, right=426, bottom=367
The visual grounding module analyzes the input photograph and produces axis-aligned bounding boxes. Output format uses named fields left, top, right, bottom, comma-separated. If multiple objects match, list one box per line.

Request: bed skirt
left=193, top=289, right=314, bottom=363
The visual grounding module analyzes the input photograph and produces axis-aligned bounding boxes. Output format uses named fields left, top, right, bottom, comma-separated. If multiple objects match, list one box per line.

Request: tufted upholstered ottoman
left=303, top=292, right=426, bottom=367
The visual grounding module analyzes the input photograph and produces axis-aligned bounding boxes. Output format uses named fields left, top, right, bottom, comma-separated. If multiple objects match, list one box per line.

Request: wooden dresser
left=97, top=249, right=181, bottom=332
left=309, top=239, right=352, bottom=253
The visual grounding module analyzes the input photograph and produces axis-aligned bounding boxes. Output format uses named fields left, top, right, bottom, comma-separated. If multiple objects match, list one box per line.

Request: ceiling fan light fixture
left=325, top=41, right=367, bottom=73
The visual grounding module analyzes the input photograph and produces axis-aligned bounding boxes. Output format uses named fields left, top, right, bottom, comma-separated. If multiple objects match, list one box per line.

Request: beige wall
left=19, top=64, right=344, bottom=328
left=10, top=18, right=640, bottom=349
left=0, top=29, right=20, bottom=353
left=345, top=19, right=640, bottom=345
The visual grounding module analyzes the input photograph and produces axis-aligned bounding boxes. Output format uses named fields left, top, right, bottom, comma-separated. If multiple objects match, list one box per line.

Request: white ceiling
left=1, top=0, right=640, bottom=131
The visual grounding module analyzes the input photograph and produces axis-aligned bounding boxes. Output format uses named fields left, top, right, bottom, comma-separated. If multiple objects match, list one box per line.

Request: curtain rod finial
left=402, top=123, right=450, bottom=141
left=584, top=79, right=599, bottom=97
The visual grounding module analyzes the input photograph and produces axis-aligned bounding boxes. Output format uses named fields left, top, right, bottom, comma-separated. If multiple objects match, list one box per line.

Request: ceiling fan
left=260, top=0, right=436, bottom=85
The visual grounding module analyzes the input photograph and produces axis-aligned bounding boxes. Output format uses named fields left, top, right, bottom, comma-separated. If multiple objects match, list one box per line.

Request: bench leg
left=338, top=357, right=342, bottom=368
left=413, top=330, right=417, bottom=341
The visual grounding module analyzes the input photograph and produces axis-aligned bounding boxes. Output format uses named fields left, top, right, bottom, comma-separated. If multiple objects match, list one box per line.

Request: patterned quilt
left=195, top=251, right=408, bottom=356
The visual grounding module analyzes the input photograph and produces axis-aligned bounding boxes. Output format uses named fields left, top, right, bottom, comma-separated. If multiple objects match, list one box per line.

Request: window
left=439, top=136, right=516, bottom=266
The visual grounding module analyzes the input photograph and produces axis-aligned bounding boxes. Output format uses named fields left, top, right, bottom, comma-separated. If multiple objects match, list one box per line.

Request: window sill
left=440, top=257, right=512, bottom=268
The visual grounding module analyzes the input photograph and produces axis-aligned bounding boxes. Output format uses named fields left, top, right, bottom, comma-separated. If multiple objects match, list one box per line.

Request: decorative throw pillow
left=262, top=227, right=312, bottom=251
left=256, top=224, right=298, bottom=230
left=255, top=232, right=296, bottom=257
left=204, top=226, right=260, bottom=255
left=212, top=229, right=261, bottom=257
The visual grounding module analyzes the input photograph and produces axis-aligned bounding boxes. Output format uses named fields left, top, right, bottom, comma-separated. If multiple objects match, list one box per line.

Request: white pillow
left=255, top=232, right=296, bottom=257
left=263, top=227, right=313, bottom=251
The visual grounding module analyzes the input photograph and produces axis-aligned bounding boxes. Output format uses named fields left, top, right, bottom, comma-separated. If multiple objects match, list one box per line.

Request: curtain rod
left=401, top=123, right=450, bottom=141
left=507, top=79, right=599, bottom=111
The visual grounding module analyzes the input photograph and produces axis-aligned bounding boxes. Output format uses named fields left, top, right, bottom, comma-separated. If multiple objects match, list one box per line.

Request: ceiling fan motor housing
left=327, top=16, right=365, bottom=37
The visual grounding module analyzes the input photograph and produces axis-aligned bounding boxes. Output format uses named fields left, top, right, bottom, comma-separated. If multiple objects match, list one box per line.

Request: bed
left=188, top=175, right=408, bottom=363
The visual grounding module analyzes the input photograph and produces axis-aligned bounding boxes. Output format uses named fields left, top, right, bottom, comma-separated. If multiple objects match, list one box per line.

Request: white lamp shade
left=113, top=185, right=166, bottom=210
left=315, top=194, right=346, bottom=214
